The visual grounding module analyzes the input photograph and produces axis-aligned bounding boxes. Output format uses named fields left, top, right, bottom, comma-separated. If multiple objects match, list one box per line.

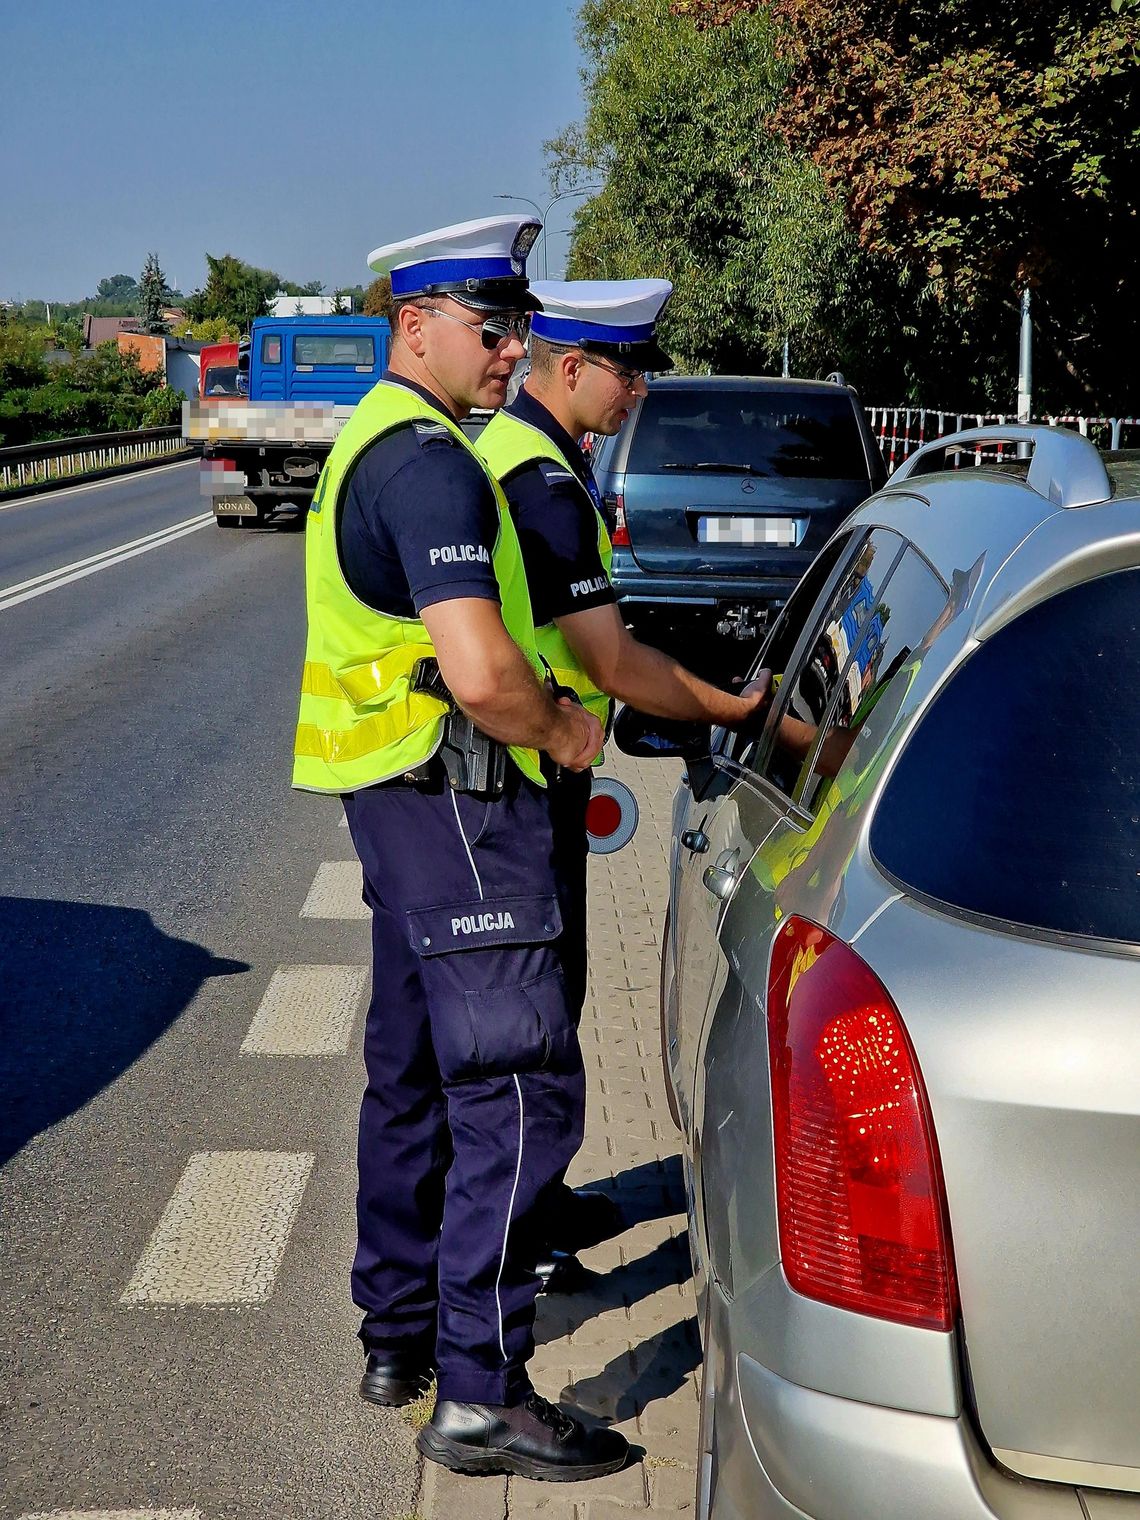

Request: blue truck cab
left=246, top=315, right=390, bottom=402
left=198, top=314, right=393, bottom=528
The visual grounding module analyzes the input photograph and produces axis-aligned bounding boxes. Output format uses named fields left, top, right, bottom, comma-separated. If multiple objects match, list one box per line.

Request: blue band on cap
left=531, top=313, right=657, bottom=345
left=390, top=257, right=521, bottom=296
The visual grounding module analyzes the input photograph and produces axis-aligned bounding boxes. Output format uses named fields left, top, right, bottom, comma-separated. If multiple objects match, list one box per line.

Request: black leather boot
left=360, top=1343, right=434, bottom=1408
left=534, top=1249, right=595, bottom=1295
left=418, top=1390, right=630, bottom=1481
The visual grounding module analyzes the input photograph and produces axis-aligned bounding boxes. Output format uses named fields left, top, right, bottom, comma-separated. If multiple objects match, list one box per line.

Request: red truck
left=198, top=341, right=242, bottom=399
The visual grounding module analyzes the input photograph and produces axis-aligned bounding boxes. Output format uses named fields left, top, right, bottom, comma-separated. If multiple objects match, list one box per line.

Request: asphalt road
left=0, top=465, right=420, bottom=1519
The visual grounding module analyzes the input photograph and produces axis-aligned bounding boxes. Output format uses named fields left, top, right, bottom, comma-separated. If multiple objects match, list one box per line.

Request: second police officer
left=476, top=279, right=769, bottom=1041
left=292, top=218, right=630, bottom=1482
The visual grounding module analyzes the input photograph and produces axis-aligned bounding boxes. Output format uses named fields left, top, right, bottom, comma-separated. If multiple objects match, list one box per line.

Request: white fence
left=0, top=427, right=187, bottom=493
left=865, top=408, right=1140, bottom=472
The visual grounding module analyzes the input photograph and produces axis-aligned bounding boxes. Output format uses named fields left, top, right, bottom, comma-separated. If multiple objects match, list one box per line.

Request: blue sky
left=0, top=0, right=588, bottom=301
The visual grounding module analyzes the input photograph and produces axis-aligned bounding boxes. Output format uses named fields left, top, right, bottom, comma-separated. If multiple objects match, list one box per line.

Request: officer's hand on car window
left=549, top=697, right=604, bottom=772
left=730, top=668, right=774, bottom=733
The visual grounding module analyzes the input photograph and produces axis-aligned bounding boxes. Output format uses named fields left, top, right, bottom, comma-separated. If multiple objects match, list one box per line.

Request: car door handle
left=681, top=827, right=710, bottom=854
left=702, top=848, right=741, bottom=900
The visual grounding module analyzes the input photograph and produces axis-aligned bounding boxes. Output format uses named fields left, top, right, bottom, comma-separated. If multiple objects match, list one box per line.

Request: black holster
left=412, top=657, right=507, bottom=797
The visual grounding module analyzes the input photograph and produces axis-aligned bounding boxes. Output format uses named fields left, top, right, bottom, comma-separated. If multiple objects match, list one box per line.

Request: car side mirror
left=611, top=706, right=716, bottom=796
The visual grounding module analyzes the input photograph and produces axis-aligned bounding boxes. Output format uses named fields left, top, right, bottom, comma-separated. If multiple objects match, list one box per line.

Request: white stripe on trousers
left=495, top=1074, right=526, bottom=1361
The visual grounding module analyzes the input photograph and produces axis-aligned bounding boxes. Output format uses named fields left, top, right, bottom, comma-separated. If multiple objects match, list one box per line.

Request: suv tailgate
left=622, top=470, right=869, bottom=574
left=618, top=386, right=875, bottom=573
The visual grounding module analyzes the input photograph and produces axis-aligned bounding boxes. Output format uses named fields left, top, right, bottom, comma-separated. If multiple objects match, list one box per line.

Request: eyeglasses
left=417, top=306, right=531, bottom=350
left=580, top=352, right=645, bottom=390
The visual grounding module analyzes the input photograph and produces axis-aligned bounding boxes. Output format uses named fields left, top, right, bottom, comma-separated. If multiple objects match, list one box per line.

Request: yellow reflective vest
left=477, top=408, right=614, bottom=732
left=293, top=381, right=545, bottom=794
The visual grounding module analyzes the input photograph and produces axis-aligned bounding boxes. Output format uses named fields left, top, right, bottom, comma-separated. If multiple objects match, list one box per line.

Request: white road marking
left=241, top=964, right=367, bottom=1056
left=0, top=457, right=196, bottom=512
left=120, top=1151, right=313, bottom=1305
left=300, top=861, right=370, bottom=919
left=0, top=513, right=212, bottom=613
left=20, top=1511, right=201, bottom=1519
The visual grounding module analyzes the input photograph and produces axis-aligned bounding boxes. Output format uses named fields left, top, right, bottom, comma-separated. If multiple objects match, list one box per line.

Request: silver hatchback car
left=617, top=425, right=1140, bottom=1519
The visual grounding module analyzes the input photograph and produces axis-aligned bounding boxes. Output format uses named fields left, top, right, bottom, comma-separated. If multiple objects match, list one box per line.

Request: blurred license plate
left=697, top=515, right=799, bottom=546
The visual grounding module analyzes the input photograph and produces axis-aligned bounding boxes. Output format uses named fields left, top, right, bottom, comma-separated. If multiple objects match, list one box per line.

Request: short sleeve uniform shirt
left=499, top=388, right=617, bottom=627
left=337, top=373, right=501, bottom=617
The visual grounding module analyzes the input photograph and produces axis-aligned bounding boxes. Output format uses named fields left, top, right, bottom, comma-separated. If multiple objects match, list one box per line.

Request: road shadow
left=579, top=1154, right=686, bottom=1227
left=0, top=896, right=247, bottom=1165
left=534, top=1230, right=693, bottom=1346
left=562, top=1316, right=702, bottom=1424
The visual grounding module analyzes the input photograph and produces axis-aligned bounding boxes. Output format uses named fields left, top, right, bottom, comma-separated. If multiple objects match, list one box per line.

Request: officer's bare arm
left=556, top=603, right=768, bottom=729
left=422, top=598, right=602, bottom=770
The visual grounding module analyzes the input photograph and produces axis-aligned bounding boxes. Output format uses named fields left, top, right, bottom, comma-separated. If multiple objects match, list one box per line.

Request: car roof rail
left=889, top=424, right=1112, bottom=508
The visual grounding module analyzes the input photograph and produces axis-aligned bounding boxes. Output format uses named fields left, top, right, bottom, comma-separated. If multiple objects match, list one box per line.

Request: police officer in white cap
left=293, top=221, right=630, bottom=1482
left=477, top=281, right=769, bottom=1149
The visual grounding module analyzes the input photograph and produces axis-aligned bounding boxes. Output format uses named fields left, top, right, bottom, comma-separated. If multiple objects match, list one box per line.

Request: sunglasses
left=579, top=352, right=645, bottom=390
left=418, top=306, right=532, bottom=350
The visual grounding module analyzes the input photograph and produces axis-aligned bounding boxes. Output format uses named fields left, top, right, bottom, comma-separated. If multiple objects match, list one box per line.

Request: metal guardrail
left=866, top=408, right=1140, bottom=472
left=0, top=427, right=187, bottom=492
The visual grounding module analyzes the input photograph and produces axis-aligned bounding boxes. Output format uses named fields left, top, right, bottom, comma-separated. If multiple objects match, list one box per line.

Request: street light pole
left=496, top=186, right=603, bottom=279
left=1017, top=286, right=1033, bottom=423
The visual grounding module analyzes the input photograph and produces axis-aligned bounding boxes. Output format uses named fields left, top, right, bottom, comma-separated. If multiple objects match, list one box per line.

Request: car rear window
left=871, top=568, right=1140, bottom=944
left=626, top=388, right=869, bottom=480
left=293, top=334, right=375, bottom=367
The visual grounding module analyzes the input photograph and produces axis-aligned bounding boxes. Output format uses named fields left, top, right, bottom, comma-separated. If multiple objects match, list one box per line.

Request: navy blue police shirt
left=500, top=387, right=617, bottom=627
left=338, top=373, right=501, bottom=617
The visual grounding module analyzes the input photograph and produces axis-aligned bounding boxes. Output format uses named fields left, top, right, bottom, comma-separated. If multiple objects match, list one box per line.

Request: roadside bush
left=0, top=336, right=179, bottom=446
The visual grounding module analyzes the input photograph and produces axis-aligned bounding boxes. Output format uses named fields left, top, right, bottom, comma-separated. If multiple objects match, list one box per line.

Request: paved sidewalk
left=417, top=751, right=698, bottom=1520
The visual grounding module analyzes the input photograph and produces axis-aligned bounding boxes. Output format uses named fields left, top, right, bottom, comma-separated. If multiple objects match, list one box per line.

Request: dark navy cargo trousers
left=344, top=765, right=586, bottom=1406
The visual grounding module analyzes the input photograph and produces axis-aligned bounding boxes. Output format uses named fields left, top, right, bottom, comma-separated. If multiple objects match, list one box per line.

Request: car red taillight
left=607, top=492, right=630, bottom=547
left=767, top=917, right=957, bottom=1330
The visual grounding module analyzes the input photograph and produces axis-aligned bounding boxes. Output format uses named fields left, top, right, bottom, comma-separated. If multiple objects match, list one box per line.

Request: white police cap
left=367, top=215, right=542, bottom=311
left=529, top=278, right=674, bottom=369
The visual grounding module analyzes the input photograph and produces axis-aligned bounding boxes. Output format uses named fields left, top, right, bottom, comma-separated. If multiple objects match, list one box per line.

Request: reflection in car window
left=795, top=547, right=949, bottom=814
left=261, top=334, right=282, bottom=364
left=294, top=334, right=375, bottom=367
left=872, top=568, right=1140, bottom=945
left=718, top=532, right=854, bottom=762
left=625, top=389, right=869, bottom=480
left=743, top=529, right=905, bottom=794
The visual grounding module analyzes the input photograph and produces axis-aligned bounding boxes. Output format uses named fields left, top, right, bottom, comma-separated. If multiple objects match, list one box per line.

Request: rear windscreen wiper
left=661, top=461, right=767, bottom=475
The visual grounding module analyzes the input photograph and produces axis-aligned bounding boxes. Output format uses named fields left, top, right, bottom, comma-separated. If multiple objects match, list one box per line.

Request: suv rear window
left=626, top=388, right=868, bottom=480
left=871, top=568, right=1140, bottom=944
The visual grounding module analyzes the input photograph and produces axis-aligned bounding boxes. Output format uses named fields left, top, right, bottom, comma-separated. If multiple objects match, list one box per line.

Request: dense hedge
left=0, top=328, right=183, bottom=448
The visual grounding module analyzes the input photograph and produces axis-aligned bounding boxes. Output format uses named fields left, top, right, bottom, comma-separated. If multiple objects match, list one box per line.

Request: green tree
left=0, top=339, right=172, bottom=447
left=137, top=252, right=171, bottom=335
left=97, top=273, right=138, bottom=304
left=54, top=316, right=87, bottom=356
left=185, top=254, right=281, bottom=332
left=170, top=315, right=241, bottom=343
left=547, top=0, right=856, bottom=377
left=362, top=276, right=393, bottom=319
left=676, top=0, right=1140, bottom=408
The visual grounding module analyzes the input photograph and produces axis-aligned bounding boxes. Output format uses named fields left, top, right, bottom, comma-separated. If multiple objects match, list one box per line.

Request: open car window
left=733, top=528, right=906, bottom=794
left=793, top=545, right=949, bottom=815
left=715, top=530, right=857, bottom=762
